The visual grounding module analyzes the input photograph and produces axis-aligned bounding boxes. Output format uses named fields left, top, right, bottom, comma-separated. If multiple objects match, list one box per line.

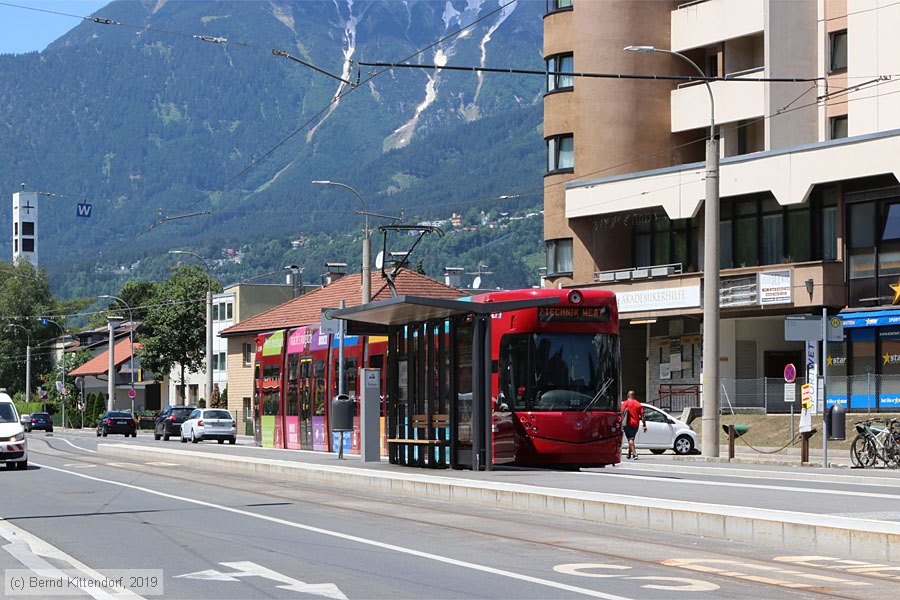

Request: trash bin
left=331, top=394, right=354, bottom=459
left=331, top=394, right=354, bottom=432
left=827, top=402, right=846, bottom=440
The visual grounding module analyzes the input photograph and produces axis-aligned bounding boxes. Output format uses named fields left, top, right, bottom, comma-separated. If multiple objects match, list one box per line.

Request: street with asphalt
left=0, top=429, right=898, bottom=599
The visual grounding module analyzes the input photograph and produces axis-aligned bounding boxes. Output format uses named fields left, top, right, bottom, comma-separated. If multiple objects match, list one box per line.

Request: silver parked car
left=180, top=408, right=236, bottom=445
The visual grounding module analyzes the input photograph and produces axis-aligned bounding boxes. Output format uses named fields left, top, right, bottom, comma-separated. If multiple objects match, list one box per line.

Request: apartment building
left=543, top=0, right=900, bottom=410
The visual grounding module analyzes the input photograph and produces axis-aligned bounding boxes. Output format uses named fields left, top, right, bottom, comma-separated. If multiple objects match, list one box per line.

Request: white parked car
left=0, top=392, right=27, bottom=470
left=622, top=403, right=698, bottom=455
left=180, top=408, right=236, bottom=445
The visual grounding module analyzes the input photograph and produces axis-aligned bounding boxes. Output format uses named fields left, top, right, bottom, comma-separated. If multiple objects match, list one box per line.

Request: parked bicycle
left=850, top=418, right=900, bottom=468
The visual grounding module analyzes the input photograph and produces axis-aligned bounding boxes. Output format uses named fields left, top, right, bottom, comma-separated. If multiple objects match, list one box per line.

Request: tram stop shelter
left=332, top=294, right=560, bottom=470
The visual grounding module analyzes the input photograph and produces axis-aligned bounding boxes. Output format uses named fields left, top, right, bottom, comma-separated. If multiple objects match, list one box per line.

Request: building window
left=718, top=192, right=837, bottom=269
left=830, top=115, right=848, bottom=140
left=22, top=239, right=34, bottom=252
left=546, top=238, right=573, bottom=275
left=546, top=134, right=574, bottom=173
left=22, top=222, right=34, bottom=236
left=242, top=343, right=253, bottom=367
left=214, top=351, right=226, bottom=372
left=546, top=53, right=573, bottom=93
left=546, top=0, right=572, bottom=14
left=226, top=302, right=233, bottom=320
left=846, top=187, right=900, bottom=306
left=829, top=30, right=847, bottom=72
left=633, top=215, right=699, bottom=271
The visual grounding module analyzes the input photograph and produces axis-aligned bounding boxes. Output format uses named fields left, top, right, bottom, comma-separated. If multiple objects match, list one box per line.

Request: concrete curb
left=98, top=444, right=900, bottom=563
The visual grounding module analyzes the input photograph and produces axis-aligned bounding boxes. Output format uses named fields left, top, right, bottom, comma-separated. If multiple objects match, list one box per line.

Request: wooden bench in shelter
left=388, top=413, right=451, bottom=467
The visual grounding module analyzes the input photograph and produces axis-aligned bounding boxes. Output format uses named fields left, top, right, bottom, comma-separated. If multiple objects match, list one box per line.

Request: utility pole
left=107, top=315, right=123, bottom=411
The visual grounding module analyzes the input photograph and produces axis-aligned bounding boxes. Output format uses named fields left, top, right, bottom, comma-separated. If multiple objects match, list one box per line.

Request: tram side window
left=344, top=357, right=358, bottom=399
left=287, top=355, right=299, bottom=417
left=369, top=354, right=384, bottom=370
left=314, top=360, right=326, bottom=416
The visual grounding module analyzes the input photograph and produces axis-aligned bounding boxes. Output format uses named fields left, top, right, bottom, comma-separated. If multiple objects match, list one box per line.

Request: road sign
left=128, top=388, right=136, bottom=399
left=76, top=203, right=92, bottom=218
left=785, top=314, right=844, bottom=342
left=784, top=383, right=796, bottom=403
left=55, top=380, right=64, bottom=392
left=320, top=307, right=340, bottom=335
left=783, top=363, right=796, bottom=383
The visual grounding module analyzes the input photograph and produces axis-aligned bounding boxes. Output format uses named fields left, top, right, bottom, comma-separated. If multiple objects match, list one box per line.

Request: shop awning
left=839, top=309, right=900, bottom=328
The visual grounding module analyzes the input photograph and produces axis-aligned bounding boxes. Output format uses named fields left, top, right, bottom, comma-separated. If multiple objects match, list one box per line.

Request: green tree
left=209, top=383, right=221, bottom=409
left=139, top=266, right=220, bottom=403
left=0, top=260, right=54, bottom=397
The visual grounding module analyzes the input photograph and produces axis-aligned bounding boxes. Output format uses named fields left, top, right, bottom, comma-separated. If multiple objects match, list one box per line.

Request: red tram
left=252, top=288, right=621, bottom=467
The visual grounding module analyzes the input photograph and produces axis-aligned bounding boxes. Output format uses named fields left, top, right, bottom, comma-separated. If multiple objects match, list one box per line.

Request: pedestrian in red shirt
left=621, top=390, right=647, bottom=460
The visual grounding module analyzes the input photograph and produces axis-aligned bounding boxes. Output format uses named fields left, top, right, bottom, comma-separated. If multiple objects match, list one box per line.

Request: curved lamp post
left=312, top=180, right=370, bottom=303
left=5, top=324, right=31, bottom=404
left=169, top=250, right=214, bottom=405
left=624, top=45, right=720, bottom=457
left=99, top=295, right=135, bottom=414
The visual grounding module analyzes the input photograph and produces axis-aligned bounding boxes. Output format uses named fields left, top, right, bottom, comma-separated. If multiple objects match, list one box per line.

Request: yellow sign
left=891, top=277, right=900, bottom=305
left=801, top=383, right=812, bottom=409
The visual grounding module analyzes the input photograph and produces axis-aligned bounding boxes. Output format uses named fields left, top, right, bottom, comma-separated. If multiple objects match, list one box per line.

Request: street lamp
left=625, top=44, right=720, bottom=457
left=106, top=315, right=123, bottom=411
left=5, top=324, right=31, bottom=404
left=99, top=295, right=135, bottom=414
left=312, top=180, right=370, bottom=303
left=169, top=250, right=214, bottom=406
left=40, top=318, right=68, bottom=428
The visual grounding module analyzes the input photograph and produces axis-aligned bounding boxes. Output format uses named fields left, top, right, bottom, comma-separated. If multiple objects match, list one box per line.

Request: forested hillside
left=0, top=0, right=546, bottom=296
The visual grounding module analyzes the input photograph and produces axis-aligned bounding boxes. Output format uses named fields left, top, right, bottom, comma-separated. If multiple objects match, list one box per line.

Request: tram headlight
left=568, top=290, right=583, bottom=304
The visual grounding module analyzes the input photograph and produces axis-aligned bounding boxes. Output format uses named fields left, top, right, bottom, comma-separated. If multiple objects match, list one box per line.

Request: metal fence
left=658, top=376, right=900, bottom=415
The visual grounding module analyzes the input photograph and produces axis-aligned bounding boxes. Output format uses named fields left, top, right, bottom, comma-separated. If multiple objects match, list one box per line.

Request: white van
left=0, top=392, right=27, bottom=470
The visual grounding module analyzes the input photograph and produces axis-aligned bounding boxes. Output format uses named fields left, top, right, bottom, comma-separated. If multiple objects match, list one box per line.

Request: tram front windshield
left=499, top=333, right=620, bottom=412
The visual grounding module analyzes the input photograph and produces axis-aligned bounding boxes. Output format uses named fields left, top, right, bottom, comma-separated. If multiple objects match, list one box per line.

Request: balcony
left=671, top=67, right=765, bottom=133
left=671, top=0, right=764, bottom=52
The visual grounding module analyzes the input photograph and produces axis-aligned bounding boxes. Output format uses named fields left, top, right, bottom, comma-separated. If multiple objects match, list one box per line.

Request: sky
left=0, top=1, right=111, bottom=55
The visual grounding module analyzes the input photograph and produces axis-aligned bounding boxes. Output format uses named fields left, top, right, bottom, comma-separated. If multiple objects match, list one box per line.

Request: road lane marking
left=0, top=518, right=141, bottom=599
left=58, top=438, right=98, bottom=453
left=661, top=558, right=871, bottom=587
left=144, top=462, right=180, bottom=467
left=33, top=461, right=634, bottom=600
left=177, top=561, right=347, bottom=599
left=553, top=564, right=719, bottom=592
left=773, top=556, right=900, bottom=581
left=63, top=463, right=97, bottom=468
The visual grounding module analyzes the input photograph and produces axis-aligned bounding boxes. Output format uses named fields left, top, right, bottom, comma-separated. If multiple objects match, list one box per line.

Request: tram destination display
left=537, top=306, right=610, bottom=322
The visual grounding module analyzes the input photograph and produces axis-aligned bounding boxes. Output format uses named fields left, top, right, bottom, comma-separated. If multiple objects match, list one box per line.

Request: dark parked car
left=96, top=411, right=137, bottom=437
left=154, top=405, right=196, bottom=441
left=25, top=412, right=53, bottom=433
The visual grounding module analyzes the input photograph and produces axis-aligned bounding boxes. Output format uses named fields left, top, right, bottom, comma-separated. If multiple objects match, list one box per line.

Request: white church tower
left=12, top=189, right=38, bottom=267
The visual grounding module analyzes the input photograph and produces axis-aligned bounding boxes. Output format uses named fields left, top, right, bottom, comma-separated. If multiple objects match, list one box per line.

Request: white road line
left=0, top=519, right=142, bottom=599
left=34, top=462, right=634, bottom=600
left=582, top=471, right=900, bottom=500
left=58, top=438, right=98, bottom=453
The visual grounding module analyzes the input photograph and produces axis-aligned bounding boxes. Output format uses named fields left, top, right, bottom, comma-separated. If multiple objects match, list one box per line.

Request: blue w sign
left=76, top=203, right=92, bottom=218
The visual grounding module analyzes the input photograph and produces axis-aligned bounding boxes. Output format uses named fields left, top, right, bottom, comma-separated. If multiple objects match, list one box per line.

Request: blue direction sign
left=784, top=363, right=797, bottom=383
left=76, top=203, right=92, bottom=218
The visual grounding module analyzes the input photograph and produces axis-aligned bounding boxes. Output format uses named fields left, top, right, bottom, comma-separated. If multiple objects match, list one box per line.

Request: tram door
left=299, top=358, right=313, bottom=450
left=252, top=361, right=262, bottom=447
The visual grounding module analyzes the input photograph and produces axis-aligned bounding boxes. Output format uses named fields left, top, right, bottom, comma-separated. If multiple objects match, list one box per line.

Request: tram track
left=23, top=437, right=884, bottom=598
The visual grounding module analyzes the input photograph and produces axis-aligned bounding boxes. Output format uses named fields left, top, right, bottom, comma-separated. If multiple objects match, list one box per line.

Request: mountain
left=0, top=0, right=546, bottom=296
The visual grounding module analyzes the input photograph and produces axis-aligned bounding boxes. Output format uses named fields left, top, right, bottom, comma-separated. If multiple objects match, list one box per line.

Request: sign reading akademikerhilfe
left=537, top=306, right=609, bottom=322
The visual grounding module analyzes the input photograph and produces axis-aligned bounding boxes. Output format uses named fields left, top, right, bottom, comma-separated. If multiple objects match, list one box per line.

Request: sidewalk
left=96, top=441, right=900, bottom=564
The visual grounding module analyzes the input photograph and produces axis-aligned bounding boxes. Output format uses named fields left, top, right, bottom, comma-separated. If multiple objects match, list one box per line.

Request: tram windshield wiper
left=583, top=378, right=614, bottom=412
